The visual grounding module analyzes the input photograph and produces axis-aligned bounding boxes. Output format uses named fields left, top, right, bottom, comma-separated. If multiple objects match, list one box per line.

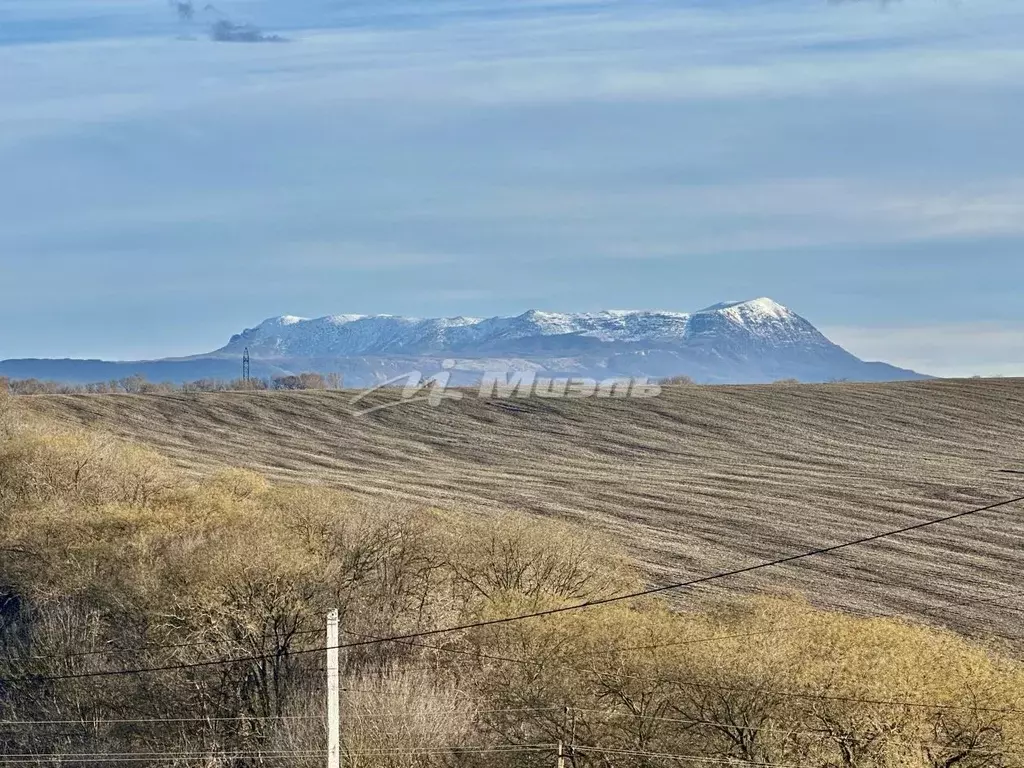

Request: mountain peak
left=216, top=298, right=814, bottom=359
left=255, top=314, right=308, bottom=328
left=0, top=297, right=930, bottom=385
left=697, top=297, right=792, bottom=317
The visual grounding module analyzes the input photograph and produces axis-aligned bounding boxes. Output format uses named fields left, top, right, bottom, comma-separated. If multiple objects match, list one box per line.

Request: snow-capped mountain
left=218, top=298, right=819, bottom=357
left=194, top=298, right=925, bottom=385
left=0, top=298, right=929, bottom=385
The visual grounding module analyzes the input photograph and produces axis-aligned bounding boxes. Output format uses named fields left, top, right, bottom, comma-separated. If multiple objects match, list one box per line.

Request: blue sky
left=2, top=0, right=1023, bottom=376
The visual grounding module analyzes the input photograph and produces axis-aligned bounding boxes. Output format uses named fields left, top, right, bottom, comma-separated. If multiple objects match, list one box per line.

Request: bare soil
left=25, top=377, right=1024, bottom=646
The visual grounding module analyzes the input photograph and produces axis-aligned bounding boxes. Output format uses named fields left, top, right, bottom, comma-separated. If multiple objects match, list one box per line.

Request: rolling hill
left=24, top=376, right=1024, bottom=649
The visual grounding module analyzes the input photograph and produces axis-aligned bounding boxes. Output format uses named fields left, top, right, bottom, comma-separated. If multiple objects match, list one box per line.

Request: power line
left=467, top=629, right=1024, bottom=714
left=21, top=633, right=297, bottom=662
left=3, top=709, right=1004, bottom=755
left=0, top=744, right=554, bottom=764
left=572, top=745, right=804, bottom=767
left=15, top=514, right=1023, bottom=667
left=18, top=591, right=1020, bottom=674
left=17, top=625, right=543, bottom=666
left=0, top=761, right=295, bottom=766
left=568, top=624, right=815, bottom=660
left=7, top=493, right=1021, bottom=684
left=5, top=626, right=1019, bottom=716
left=599, top=668, right=1024, bottom=715
left=0, top=707, right=561, bottom=728
left=569, top=709, right=1004, bottom=753
left=461, top=653, right=1024, bottom=715
left=333, top=627, right=535, bottom=667
left=22, top=583, right=1020, bottom=675
left=0, top=744, right=552, bottom=757
left=18, top=617, right=544, bottom=665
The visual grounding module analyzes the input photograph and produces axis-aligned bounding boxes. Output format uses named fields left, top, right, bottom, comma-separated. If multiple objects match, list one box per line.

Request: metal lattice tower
left=242, top=347, right=251, bottom=384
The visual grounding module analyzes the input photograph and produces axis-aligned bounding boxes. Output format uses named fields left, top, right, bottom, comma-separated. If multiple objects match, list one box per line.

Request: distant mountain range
left=0, top=298, right=929, bottom=386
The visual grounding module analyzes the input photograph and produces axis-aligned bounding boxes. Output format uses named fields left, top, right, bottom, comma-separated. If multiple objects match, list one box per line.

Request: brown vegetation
left=20, top=378, right=1024, bottom=646
left=0, top=372, right=342, bottom=396
left=1, top=403, right=1023, bottom=767
left=660, top=375, right=695, bottom=386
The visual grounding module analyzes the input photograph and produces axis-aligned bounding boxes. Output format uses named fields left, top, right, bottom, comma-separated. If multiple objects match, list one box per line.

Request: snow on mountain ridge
left=2, top=297, right=929, bottom=385
left=701, top=298, right=809, bottom=340
left=219, top=298, right=820, bottom=358
left=696, top=297, right=792, bottom=319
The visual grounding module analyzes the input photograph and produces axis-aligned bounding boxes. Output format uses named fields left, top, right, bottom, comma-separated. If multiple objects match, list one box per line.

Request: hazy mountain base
left=1, top=392, right=1022, bottom=768
left=0, top=349, right=925, bottom=387
left=0, top=298, right=929, bottom=385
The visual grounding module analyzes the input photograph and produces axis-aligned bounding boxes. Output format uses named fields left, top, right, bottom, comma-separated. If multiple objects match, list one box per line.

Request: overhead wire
left=6, top=493, right=1020, bottom=684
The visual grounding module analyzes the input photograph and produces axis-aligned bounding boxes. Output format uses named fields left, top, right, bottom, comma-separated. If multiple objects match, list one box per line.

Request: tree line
left=0, top=372, right=343, bottom=395
left=2, top=374, right=830, bottom=397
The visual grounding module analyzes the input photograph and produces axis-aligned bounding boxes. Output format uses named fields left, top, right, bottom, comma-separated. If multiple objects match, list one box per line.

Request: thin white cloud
left=278, top=241, right=463, bottom=270
left=4, top=1, right=1024, bottom=127
left=824, top=323, right=1024, bottom=378
left=3, top=0, right=1024, bottom=359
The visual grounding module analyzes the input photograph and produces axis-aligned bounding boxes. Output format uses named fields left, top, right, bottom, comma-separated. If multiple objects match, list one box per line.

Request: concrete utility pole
left=557, top=739, right=566, bottom=768
left=327, top=609, right=340, bottom=768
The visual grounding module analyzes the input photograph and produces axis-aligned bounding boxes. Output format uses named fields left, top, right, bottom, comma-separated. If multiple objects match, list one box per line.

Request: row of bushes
left=0, top=391, right=1022, bottom=767
left=0, top=372, right=343, bottom=395
left=3, top=374, right=842, bottom=396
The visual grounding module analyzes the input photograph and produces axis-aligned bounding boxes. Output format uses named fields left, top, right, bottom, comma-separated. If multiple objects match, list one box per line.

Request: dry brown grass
left=23, top=377, right=1024, bottom=646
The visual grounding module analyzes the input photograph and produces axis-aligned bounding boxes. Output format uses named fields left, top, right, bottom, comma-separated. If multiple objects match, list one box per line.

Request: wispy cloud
left=208, top=19, right=286, bottom=43
left=824, top=323, right=1024, bottom=378
left=1, top=0, right=1024, bottom=359
left=164, top=0, right=289, bottom=42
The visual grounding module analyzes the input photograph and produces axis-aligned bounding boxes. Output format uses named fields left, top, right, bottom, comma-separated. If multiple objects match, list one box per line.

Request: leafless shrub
left=2, top=410, right=1024, bottom=767
left=0, top=384, right=17, bottom=438
left=0, top=426, right=174, bottom=510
